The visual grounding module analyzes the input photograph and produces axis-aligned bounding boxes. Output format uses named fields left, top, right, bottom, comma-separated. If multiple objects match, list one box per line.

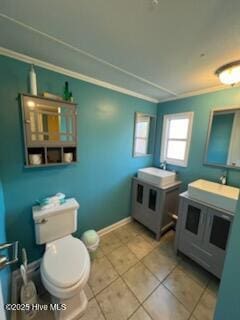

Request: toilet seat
left=41, top=235, right=90, bottom=289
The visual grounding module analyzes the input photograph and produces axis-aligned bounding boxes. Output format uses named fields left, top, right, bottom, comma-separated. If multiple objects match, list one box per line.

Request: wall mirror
left=133, top=112, right=156, bottom=157
left=205, top=107, right=240, bottom=168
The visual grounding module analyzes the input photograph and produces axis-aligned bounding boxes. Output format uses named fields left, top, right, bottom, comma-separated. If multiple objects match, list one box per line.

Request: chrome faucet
left=219, top=171, right=228, bottom=185
left=160, top=161, right=167, bottom=170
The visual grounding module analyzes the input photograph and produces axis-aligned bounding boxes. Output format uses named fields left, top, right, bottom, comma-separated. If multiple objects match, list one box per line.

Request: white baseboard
left=97, top=216, right=132, bottom=237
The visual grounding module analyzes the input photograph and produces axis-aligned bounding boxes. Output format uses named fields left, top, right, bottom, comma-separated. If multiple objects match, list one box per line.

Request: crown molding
left=1, top=47, right=236, bottom=106
left=0, top=13, right=177, bottom=97
left=0, top=46, right=159, bottom=103
left=158, top=83, right=240, bottom=104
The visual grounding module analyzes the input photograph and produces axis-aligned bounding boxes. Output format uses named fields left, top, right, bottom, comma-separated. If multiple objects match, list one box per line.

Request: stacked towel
left=37, top=193, right=66, bottom=210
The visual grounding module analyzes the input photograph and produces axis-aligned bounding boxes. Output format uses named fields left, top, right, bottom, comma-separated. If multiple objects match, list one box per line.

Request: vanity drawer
left=179, top=236, right=212, bottom=271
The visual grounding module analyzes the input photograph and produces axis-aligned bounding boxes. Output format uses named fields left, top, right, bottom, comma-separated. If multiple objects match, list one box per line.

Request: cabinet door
left=203, top=208, right=233, bottom=277
left=180, top=199, right=207, bottom=244
left=132, top=180, right=146, bottom=221
left=141, top=185, right=163, bottom=232
left=22, top=95, right=77, bottom=147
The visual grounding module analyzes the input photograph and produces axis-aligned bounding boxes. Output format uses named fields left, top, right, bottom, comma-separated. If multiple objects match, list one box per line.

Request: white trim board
left=97, top=216, right=132, bottom=237
left=0, top=13, right=176, bottom=97
left=0, top=46, right=158, bottom=103
left=0, top=47, right=234, bottom=108
left=158, top=83, right=240, bottom=104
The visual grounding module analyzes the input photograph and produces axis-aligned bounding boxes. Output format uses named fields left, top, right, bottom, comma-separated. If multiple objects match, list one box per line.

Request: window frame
left=160, top=112, right=194, bottom=167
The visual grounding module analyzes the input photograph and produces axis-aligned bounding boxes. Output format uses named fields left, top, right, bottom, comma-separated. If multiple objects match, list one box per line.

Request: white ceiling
left=0, top=0, right=240, bottom=102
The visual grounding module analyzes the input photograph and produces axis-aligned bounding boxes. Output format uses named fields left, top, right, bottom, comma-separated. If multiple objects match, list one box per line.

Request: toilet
left=33, top=198, right=90, bottom=320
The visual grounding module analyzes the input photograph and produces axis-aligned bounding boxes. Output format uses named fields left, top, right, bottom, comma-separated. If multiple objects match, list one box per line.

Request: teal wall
left=0, top=180, right=10, bottom=305
left=155, top=88, right=240, bottom=320
left=154, top=87, right=240, bottom=189
left=214, top=200, right=240, bottom=319
left=0, top=55, right=157, bottom=263
left=207, top=113, right=234, bottom=165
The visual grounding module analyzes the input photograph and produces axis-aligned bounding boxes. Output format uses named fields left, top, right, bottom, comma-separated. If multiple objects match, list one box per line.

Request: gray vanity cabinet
left=176, top=192, right=233, bottom=278
left=132, top=177, right=181, bottom=240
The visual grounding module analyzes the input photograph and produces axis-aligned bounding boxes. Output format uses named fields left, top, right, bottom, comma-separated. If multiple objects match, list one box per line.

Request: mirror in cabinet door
left=148, top=188, right=157, bottom=211
left=22, top=94, right=77, bottom=146
left=137, top=183, right=144, bottom=204
left=180, top=199, right=207, bottom=244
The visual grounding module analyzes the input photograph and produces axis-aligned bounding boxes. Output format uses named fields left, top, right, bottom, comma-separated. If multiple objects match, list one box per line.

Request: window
left=133, top=112, right=156, bottom=157
left=161, top=112, right=194, bottom=167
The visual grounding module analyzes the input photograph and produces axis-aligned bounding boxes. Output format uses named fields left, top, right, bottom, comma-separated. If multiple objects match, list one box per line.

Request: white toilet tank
left=33, top=198, right=79, bottom=244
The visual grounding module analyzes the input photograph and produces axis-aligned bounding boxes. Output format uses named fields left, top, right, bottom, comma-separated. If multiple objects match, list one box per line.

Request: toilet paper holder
left=0, top=241, right=19, bottom=270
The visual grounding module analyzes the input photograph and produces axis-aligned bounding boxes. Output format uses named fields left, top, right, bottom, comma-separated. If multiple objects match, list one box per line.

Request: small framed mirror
left=22, top=95, right=76, bottom=146
left=133, top=112, right=156, bottom=157
left=204, top=107, right=240, bottom=169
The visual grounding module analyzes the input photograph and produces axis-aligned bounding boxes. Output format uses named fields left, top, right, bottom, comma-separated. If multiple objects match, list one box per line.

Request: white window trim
left=160, top=112, right=194, bottom=167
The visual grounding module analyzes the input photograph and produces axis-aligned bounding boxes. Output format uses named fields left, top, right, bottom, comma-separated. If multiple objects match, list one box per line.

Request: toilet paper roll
left=64, top=152, right=73, bottom=163
left=29, top=154, right=42, bottom=165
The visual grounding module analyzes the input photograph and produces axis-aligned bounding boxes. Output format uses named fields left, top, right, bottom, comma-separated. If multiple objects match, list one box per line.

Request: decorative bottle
left=29, top=65, right=37, bottom=95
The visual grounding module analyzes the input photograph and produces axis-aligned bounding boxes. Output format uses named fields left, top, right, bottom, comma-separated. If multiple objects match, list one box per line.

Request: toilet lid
left=42, top=236, right=89, bottom=288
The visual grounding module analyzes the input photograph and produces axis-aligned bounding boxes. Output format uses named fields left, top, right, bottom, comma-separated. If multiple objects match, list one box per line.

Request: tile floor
left=18, top=221, right=220, bottom=320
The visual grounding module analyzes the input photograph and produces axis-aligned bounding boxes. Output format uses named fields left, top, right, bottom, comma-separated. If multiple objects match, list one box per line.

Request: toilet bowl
left=40, top=235, right=90, bottom=320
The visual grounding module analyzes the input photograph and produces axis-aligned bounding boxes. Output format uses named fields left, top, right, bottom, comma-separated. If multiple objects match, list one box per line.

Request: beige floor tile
left=129, top=221, right=146, bottom=233
left=34, top=310, right=54, bottom=320
left=88, top=256, right=118, bottom=294
left=100, top=232, right=122, bottom=254
left=85, top=283, right=94, bottom=300
left=127, top=235, right=153, bottom=259
left=156, top=236, right=179, bottom=261
left=80, top=298, right=105, bottom=320
left=107, top=244, right=138, bottom=275
left=123, top=262, right=159, bottom=302
left=143, top=284, right=190, bottom=320
left=193, top=288, right=217, bottom=320
left=142, top=248, right=178, bottom=281
left=114, top=223, right=139, bottom=243
left=129, top=307, right=152, bottom=320
left=163, top=267, right=204, bottom=312
left=178, top=256, right=210, bottom=288
left=94, top=247, right=105, bottom=259
left=161, top=229, right=175, bottom=241
left=96, top=278, right=139, bottom=320
left=140, top=228, right=160, bottom=247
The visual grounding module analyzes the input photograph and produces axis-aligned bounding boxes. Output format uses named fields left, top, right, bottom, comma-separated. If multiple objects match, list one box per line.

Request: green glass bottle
left=63, top=81, right=69, bottom=101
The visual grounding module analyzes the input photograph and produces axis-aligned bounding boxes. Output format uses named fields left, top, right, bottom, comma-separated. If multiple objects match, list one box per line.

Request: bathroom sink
left=188, top=179, right=239, bottom=213
left=137, top=167, right=176, bottom=188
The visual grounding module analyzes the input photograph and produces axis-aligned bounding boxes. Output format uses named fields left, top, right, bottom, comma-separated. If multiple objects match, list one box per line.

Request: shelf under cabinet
left=26, top=146, right=77, bottom=167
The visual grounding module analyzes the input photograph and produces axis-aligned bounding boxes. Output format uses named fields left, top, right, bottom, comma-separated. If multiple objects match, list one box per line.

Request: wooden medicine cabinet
left=20, top=94, right=77, bottom=167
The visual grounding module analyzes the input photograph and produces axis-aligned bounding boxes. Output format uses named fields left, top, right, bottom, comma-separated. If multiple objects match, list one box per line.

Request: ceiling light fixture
left=215, top=60, right=240, bottom=85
